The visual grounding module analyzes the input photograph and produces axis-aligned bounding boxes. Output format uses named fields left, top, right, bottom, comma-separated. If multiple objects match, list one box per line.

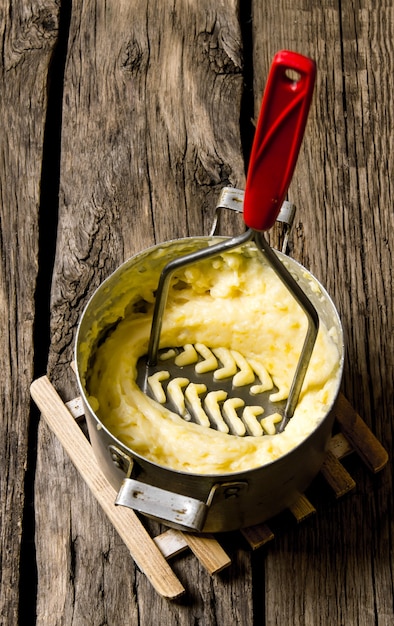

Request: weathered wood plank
left=47, top=0, right=246, bottom=397
left=29, top=0, right=393, bottom=624
left=34, top=1, right=254, bottom=624
left=0, top=1, right=60, bottom=622
left=253, top=1, right=393, bottom=624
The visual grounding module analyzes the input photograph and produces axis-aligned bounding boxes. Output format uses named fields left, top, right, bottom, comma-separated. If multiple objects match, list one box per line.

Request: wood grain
left=46, top=0, right=246, bottom=397
left=2, top=0, right=392, bottom=623
left=253, top=2, right=393, bottom=624
left=34, top=1, right=252, bottom=624
left=0, top=1, right=60, bottom=622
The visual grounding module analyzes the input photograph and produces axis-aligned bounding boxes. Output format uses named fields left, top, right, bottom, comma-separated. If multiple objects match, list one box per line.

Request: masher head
left=137, top=345, right=287, bottom=437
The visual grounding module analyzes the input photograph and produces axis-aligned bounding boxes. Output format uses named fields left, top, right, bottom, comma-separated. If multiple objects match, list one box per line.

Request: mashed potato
left=84, top=244, right=342, bottom=474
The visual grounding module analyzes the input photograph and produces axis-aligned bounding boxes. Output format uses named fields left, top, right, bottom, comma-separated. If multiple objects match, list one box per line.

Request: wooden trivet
left=30, top=375, right=388, bottom=599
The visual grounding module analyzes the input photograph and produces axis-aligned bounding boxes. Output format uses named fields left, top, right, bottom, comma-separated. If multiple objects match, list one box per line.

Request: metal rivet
left=224, top=487, right=240, bottom=499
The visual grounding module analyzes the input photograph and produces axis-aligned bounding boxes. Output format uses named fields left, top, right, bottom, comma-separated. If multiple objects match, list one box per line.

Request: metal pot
left=75, top=217, right=344, bottom=533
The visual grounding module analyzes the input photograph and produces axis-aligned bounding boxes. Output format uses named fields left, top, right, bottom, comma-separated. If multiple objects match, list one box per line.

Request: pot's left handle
left=115, top=478, right=208, bottom=532
left=109, top=444, right=209, bottom=531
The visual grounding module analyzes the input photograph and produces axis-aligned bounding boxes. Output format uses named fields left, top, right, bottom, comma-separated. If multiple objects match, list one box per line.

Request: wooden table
left=2, top=1, right=392, bottom=624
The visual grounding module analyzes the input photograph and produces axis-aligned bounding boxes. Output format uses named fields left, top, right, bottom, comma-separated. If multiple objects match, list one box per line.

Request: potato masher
left=137, top=50, right=319, bottom=435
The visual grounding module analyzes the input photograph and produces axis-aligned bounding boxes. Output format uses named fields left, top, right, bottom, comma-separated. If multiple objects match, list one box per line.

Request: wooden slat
left=153, top=529, right=188, bottom=559
left=320, top=450, right=356, bottom=498
left=241, top=523, right=275, bottom=550
left=288, top=494, right=316, bottom=523
left=335, top=394, right=389, bottom=473
left=182, top=533, right=231, bottom=575
left=328, top=432, right=354, bottom=459
left=65, top=395, right=85, bottom=420
left=30, top=376, right=185, bottom=599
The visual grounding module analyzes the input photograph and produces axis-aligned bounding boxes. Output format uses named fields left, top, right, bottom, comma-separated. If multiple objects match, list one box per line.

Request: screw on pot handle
left=243, top=50, right=316, bottom=232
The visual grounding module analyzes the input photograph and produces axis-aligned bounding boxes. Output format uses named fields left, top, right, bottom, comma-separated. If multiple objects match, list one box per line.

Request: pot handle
left=115, top=478, right=208, bottom=532
left=209, top=187, right=296, bottom=254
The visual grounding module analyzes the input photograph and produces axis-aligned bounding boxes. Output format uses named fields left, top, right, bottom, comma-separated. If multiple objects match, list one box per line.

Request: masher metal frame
left=145, top=196, right=319, bottom=430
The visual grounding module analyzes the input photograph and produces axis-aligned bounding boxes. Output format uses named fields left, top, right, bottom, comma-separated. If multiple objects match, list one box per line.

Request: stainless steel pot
left=75, top=225, right=344, bottom=533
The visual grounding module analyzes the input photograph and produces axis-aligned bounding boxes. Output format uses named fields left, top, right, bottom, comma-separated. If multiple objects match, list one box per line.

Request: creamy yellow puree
left=84, top=245, right=342, bottom=474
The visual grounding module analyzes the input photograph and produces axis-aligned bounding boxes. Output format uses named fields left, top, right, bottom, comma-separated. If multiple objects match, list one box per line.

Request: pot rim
left=74, top=235, right=345, bottom=479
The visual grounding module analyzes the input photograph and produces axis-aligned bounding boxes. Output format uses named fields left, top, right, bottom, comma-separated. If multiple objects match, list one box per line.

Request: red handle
left=243, top=50, right=316, bottom=231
